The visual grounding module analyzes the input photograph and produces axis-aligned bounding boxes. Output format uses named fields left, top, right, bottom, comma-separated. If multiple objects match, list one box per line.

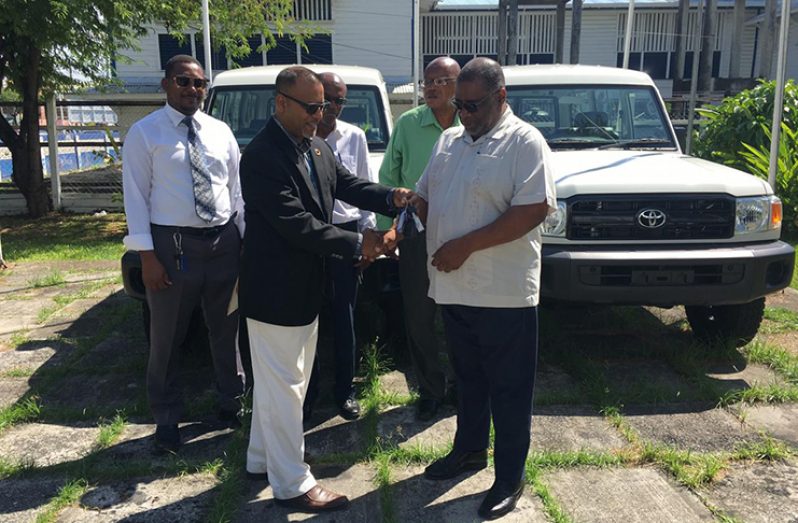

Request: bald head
left=458, top=57, right=505, bottom=93
left=317, top=71, right=349, bottom=136
left=423, top=56, right=461, bottom=112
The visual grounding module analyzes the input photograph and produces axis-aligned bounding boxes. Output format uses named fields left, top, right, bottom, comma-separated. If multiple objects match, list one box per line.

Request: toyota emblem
left=637, top=208, right=667, bottom=228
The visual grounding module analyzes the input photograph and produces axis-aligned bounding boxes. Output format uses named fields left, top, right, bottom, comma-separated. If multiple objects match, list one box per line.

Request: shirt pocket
left=426, top=151, right=452, bottom=193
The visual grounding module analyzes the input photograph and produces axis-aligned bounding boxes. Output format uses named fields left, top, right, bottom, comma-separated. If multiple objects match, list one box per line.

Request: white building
left=113, top=0, right=796, bottom=95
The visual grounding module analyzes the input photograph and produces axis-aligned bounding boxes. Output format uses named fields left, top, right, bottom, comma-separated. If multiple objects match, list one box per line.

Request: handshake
left=360, top=228, right=401, bottom=264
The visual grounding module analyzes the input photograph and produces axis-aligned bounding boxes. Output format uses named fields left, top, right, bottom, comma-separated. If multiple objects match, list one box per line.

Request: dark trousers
left=398, top=232, right=448, bottom=400
left=442, top=304, right=538, bottom=485
left=307, top=220, right=360, bottom=407
left=146, top=223, right=244, bottom=425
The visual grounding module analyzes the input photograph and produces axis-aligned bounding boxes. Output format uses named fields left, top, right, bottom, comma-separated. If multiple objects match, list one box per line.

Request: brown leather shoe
left=275, top=484, right=350, bottom=513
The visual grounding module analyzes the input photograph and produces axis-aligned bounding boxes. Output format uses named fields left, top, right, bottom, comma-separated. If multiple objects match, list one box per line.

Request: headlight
left=735, top=196, right=782, bottom=235
left=542, top=201, right=567, bottom=237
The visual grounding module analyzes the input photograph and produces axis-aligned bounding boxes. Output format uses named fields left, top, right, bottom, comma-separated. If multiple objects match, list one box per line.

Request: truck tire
left=685, top=297, right=765, bottom=347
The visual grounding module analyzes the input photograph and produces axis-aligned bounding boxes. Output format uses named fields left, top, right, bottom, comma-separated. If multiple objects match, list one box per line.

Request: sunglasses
left=173, top=76, right=209, bottom=89
left=325, top=96, right=348, bottom=106
left=278, top=91, right=330, bottom=115
left=451, top=89, right=500, bottom=113
left=421, top=77, right=456, bottom=89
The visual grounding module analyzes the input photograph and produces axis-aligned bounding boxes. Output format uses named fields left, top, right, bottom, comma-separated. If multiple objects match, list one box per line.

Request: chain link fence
left=1, top=98, right=163, bottom=215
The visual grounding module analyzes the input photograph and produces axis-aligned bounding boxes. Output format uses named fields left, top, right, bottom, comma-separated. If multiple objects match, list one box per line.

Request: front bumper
left=541, top=241, right=795, bottom=306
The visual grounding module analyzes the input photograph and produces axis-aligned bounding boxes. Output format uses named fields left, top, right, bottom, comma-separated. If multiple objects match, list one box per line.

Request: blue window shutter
left=194, top=35, right=228, bottom=70
left=267, top=36, right=296, bottom=65
left=158, top=34, right=192, bottom=70
left=301, top=35, right=332, bottom=64
left=235, top=36, right=264, bottom=67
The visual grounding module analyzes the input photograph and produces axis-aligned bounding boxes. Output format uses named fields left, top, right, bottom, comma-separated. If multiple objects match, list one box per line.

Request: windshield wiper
left=595, top=138, right=674, bottom=150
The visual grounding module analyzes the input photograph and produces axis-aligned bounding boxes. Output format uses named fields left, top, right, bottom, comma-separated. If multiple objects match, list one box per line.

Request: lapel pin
left=314, top=148, right=321, bottom=156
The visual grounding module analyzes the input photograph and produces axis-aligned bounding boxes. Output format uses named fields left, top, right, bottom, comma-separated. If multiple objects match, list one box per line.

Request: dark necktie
left=182, top=116, right=215, bottom=222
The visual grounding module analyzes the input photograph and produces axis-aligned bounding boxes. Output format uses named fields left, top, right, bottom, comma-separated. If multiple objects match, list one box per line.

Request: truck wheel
left=685, top=298, right=765, bottom=347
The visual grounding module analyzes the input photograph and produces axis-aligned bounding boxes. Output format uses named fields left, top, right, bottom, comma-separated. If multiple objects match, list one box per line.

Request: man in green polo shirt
left=378, top=56, right=461, bottom=421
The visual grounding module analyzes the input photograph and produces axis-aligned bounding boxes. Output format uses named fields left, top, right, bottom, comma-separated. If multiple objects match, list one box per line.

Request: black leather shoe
left=217, top=408, right=242, bottom=429
left=477, top=480, right=524, bottom=520
left=338, top=397, right=361, bottom=420
left=416, top=397, right=440, bottom=422
left=424, top=449, right=488, bottom=480
left=154, top=424, right=180, bottom=454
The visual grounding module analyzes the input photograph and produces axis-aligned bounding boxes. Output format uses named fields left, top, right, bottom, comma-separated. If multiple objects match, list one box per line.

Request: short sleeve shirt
left=416, top=106, right=557, bottom=308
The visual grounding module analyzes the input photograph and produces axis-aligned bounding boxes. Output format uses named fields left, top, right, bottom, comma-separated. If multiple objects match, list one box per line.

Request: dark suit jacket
left=239, top=117, right=393, bottom=326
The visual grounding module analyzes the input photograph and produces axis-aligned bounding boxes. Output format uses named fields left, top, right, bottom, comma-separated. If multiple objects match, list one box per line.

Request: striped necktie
left=182, top=116, right=215, bottom=222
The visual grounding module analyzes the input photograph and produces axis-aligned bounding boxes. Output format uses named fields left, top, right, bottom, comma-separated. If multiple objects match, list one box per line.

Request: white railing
left=617, top=10, right=729, bottom=52
left=293, top=0, right=331, bottom=21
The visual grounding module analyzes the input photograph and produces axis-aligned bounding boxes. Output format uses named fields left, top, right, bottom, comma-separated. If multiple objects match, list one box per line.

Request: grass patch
left=1, top=367, right=34, bottom=378
left=721, top=383, right=798, bottom=405
left=205, top=426, right=251, bottom=523
left=373, top=453, right=396, bottom=523
left=35, top=478, right=88, bottom=523
left=27, top=271, right=66, bottom=288
left=0, top=396, right=41, bottom=431
left=733, top=435, right=793, bottom=462
left=94, top=413, right=126, bottom=450
left=0, top=456, right=34, bottom=479
left=9, top=331, right=29, bottom=348
left=743, top=340, right=798, bottom=383
left=761, top=307, right=798, bottom=334
left=526, top=466, right=572, bottom=523
left=1, top=212, right=126, bottom=263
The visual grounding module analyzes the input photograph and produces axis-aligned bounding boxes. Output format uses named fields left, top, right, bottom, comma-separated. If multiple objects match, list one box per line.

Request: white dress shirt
left=417, top=107, right=557, bottom=308
left=122, top=104, right=244, bottom=251
left=323, top=119, right=377, bottom=230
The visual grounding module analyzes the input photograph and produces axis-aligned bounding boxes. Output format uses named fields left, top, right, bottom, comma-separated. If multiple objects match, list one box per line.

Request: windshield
left=207, top=84, right=390, bottom=152
left=505, top=85, right=676, bottom=150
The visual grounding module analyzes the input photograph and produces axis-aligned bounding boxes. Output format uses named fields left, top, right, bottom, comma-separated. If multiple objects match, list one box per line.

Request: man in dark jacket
left=239, top=66, right=411, bottom=513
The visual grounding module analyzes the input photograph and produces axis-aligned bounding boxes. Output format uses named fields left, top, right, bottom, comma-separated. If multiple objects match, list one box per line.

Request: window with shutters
left=158, top=34, right=192, bottom=70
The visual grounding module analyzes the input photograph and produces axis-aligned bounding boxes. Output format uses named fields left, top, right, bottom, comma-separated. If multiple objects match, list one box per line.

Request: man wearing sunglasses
left=238, top=66, right=412, bottom=514
left=303, top=72, right=376, bottom=422
left=378, top=56, right=461, bottom=422
left=122, top=54, right=245, bottom=454
left=411, top=57, right=557, bottom=520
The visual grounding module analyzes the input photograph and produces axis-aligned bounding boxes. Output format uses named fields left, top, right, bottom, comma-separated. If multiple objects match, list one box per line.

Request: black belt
left=153, top=218, right=234, bottom=238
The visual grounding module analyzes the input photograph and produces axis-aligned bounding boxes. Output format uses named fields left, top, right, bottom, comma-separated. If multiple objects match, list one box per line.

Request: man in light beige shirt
left=412, top=57, right=556, bottom=521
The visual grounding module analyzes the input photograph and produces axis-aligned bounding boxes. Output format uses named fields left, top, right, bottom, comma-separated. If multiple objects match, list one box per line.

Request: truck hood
left=552, top=151, right=771, bottom=198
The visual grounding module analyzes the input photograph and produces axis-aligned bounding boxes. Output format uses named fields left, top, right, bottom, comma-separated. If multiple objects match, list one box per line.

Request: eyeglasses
left=421, top=77, right=456, bottom=89
left=325, top=96, right=348, bottom=106
left=278, top=91, right=330, bottom=115
left=173, top=76, right=209, bottom=89
left=451, top=89, right=499, bottom=113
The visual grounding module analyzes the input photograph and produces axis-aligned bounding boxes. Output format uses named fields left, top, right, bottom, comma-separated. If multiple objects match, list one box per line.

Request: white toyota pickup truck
left=505, top=64, right=794, bottom=345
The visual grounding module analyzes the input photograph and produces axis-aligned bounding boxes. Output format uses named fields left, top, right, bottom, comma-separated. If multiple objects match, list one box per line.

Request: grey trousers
left=398, top=232, right=448, bottom=401
left=146, top=222, right=244, bottom=425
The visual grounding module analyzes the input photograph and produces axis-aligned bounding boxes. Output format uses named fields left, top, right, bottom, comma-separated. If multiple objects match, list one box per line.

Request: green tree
left=693, top=79, right=798, bottom=173
left=0, top=0, right=311, bottom=217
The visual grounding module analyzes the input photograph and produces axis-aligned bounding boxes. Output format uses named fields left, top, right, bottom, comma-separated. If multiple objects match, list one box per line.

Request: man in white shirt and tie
left=122, top=54, right=245, bottom=453
left=303, top=72, right=377, bottom=421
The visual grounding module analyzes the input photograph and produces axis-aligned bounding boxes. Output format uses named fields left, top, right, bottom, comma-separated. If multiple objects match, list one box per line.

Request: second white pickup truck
left=504, top=64, right=794, bottom=346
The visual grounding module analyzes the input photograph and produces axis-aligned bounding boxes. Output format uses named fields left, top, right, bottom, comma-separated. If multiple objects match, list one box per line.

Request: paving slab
left=104, top=423, right=238, bottom=464
left=602, top=360, right=708, bottom=402
left=392, top=465, right=547, bottom=522
left=705, top=362, right=786, bottom=392
left=623, top=403, right=760, bottom=452
left=73, top=333, right=147, bottom=369
left=379, top=370, right=412, bottom=398
left=304, top=407, right=366, bottom=457
left=766, top=287, right=798, bottom=311
left=739, top=403, right=798, bottom=447
left=234, top=463, right=381, bottom=522
left=534, top=364, right=582, bottom=404
left=532, top=405, right=626, bottom=453
left=57, top=473, right=218, bottom=522
left=643, top=305, right=687, bottom=326
left=377, top=405, right=456, bottom=452
left=0, top=378, right=28, bottom=409
left=0, top=422, right=99, bottom=468
left=0, top=340, right=73, bottom=374
left=40, top=372, right=142, bottom=413
left=0, top=296, right=56, bottom=338
left=544, top=467, right=714, bottom=523
left=0, top=477, right=64, bottom=523
left=702, top=459, right=798, bottom=523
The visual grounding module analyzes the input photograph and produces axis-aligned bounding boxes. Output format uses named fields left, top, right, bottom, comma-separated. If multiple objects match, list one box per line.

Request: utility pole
left=508, top=0, right=519, bottom=66
left=570, top=0, right=583, bottom=64
left=673, top=0, right=689, bottom=81
left=698, top=0, right=716, bottom=93
left=497, top=0, right=509, bottom=64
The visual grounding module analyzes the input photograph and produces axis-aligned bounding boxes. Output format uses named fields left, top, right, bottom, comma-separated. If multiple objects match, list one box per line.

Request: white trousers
left=246, top=316, right=318, bottom=499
